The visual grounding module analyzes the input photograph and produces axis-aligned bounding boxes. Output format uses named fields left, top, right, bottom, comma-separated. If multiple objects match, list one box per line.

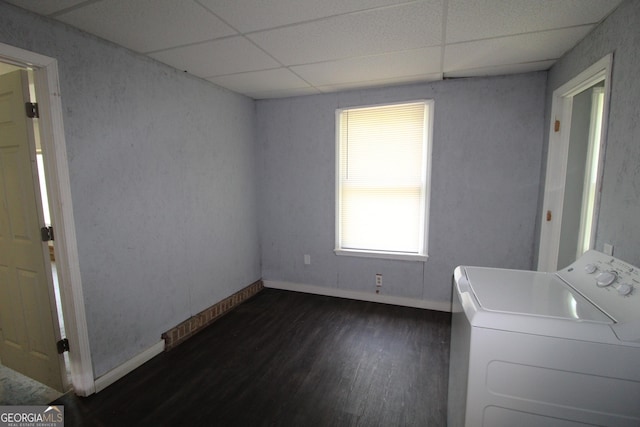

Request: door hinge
left=25, top=102, right=39, bottom=119
left=554, top=120, right=560, bottom=132
left=41, top=226, right=54, bottom=242
left=57, top=338, right=69, bottom=354
left=546, top=210, right=553, bottom=222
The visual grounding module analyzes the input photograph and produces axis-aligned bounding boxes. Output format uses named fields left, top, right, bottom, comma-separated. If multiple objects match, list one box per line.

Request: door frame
left=537, top=54, right=613, bottom=272
left=0, top=42, right=95, bottom=396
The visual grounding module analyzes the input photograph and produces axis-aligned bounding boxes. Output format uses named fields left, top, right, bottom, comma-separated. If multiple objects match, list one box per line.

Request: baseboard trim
left=162, top=280, right=264, bottom=350
left=94, top=340, right=165, bottom=393
left=264, top=280, right=451, bottom=312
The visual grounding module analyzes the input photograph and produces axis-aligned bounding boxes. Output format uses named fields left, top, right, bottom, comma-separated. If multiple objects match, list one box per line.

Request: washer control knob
left=584, top=264, right=598, bottom=274
left=618, top=283, right=634, bottom=296
left=596, top=271, right=617, bottom=287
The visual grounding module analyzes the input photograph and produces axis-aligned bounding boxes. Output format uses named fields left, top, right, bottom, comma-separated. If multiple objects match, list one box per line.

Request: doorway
left=0, top=42, right=94, bottom=397
left=0, top=63, right=68, bottom=397
left=538, top=54, right=612, bottom=271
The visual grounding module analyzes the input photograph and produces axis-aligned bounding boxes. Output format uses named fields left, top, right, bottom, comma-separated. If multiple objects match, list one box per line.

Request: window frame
left=334, top=99, right=434, bottom=262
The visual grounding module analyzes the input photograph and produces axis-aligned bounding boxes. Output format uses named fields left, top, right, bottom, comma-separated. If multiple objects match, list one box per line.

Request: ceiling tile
left=208, top=68, right=310, bottom=92
left=291, top=47, right=442, bottom=87
left=315, top=72, right=442, bottom=94
left=7, top=0, right=620, bottom=99
left=207, top=68, right=317, bottom=99
left=444, top=26, right=593, bottom=72
left=445, top=60, right=557, bottom=78
left=199, top=0, right=427, bottom=33
left=246, top=87, right=322, bottom=100
left=447, top=0, right=622, bottom=43
left=4, top=0, right=89, bottom=16
left=149, top=37, right=280, bottom=78
left=247, top=2, right=442, bottom=65
left=56, top=0, right=237, bottom=53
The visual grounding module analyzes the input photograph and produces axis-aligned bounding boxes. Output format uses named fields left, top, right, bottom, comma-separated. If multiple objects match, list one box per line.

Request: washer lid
left=464, top=267, right=612, bottom=322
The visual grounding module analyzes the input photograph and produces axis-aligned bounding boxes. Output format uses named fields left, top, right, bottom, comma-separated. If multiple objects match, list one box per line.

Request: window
left=335, top=100, right=433, bottom=261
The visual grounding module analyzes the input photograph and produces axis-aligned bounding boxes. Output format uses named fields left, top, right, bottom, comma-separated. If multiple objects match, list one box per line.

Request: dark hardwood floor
left=54, top=289, right=451, bottom=426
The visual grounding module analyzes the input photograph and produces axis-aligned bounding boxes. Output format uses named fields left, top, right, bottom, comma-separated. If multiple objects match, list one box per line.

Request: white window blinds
left=336, top=101, right=431, bottom=257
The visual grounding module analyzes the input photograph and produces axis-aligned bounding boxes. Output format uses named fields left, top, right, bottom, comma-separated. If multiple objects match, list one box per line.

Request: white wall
left=256, top=73, right=547, bottom=306
left=0, top=3, right=260, bottom=378
left=541, top=0, right=640, bottom=266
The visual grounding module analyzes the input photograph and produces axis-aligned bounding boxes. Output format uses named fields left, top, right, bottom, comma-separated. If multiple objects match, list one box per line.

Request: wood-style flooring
left=54, top=289, right=451, bottom=426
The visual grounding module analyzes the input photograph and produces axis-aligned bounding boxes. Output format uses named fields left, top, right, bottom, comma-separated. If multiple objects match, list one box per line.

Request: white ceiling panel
left=444, top=26, right=593, bottom=73
left=209, top=68, right=309, bottom=92
left=445, top=60, right=557, bottom=79
left=7, top=0, right=625, bottom=98
left=149, top=37, right=280, bottom=78
left=208, top=68, right=320, bottom=99
left=199, top=0, right=415, bottom=33
left=247, top=2, right=442, bottom=65
left=56, top=0, right=237, bottom=53
left=246, top=87, right=322, bottom=100
left=4, top=0, right=89, bottom=16
left=292, top=47, right=442, bottom=87
left=315, top=72, right=442, bottom=94
left=447, top=0, right=622, bottom=43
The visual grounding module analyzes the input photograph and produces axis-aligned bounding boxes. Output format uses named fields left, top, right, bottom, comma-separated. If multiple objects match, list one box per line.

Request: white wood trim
left=264, top=280, right=451, bottom=312
left=334, top=100, right=434, bottom=258
left=94, top=341, right=165, bottom=393
left=538, top=95, right=573, bottom=271
left=538, top=54, right=613, bottom=272
left=0, top=42, right=95, bottom=396
left=334, top=249, right=428, bottom=262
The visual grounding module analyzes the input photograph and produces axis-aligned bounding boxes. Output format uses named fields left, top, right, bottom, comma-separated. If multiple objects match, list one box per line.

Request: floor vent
left=162, top=279, right=263, bottom=351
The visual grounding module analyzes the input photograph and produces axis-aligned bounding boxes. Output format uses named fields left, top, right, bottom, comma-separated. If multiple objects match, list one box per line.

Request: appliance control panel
left=557, top=250, right=640, bottom=324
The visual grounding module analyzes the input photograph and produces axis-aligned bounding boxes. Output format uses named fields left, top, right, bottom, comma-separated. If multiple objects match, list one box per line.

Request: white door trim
left=0, top=42, right=95, bottom=396
left=537, top=54, right=613, bottom=272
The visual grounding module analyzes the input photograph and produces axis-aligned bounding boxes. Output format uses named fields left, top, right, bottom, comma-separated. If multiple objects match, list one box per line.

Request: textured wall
left=0, top=3, right=260, bottom=378
left=542, top=0, right=640, bottom=266
left=257, top=73, right=546, bottom=305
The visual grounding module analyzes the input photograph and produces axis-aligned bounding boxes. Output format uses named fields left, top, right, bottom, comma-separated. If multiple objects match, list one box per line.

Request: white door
left=0, top=69, right=66, bottom=391
left=537, top=55, right=612, bottom=272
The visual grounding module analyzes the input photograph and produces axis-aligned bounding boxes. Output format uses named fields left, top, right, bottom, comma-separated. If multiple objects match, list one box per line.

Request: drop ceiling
left=5, top=0, right=623, bottom=99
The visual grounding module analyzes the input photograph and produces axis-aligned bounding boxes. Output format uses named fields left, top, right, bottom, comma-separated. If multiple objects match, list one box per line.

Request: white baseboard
left=93, top=340, right=165, bottom=393
left=264, top=280, right=451, bottom=312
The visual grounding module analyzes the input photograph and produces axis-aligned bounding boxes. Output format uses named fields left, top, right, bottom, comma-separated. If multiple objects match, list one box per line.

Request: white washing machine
left=447, top=250, right=640, bottom=427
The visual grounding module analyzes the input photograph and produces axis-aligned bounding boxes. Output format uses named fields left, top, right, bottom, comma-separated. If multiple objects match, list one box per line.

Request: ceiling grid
left=4, top=0, right=623, bottom=98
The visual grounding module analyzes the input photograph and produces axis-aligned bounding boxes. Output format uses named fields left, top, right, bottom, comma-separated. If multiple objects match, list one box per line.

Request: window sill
left=334, top=249, right=428, bottom=262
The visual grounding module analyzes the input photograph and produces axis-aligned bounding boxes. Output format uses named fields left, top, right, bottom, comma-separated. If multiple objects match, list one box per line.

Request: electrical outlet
left=375, top=274, right=382, bottom=287
left=603, top=244, right=613, bottom=256
left=304, top=254, right=311, bottom=265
